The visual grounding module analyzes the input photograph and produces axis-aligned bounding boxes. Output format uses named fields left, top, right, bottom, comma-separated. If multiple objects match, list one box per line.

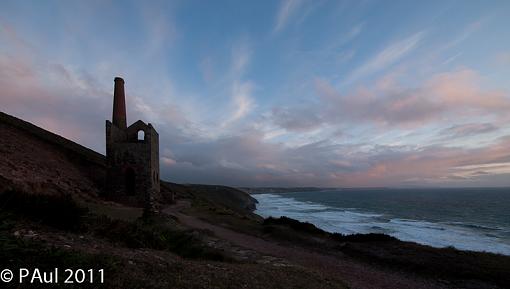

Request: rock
left=25, top=230, right=38, bottom=238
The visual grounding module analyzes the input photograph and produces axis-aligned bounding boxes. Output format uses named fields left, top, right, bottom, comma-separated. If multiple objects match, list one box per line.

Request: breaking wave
left=254, top=193, right=510, bottom=255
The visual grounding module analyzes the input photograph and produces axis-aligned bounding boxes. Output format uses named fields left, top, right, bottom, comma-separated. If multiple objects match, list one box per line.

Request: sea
left=253, top=188, right=510, bottom=256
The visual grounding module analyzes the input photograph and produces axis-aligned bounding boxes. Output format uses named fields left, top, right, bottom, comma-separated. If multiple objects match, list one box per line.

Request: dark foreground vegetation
left=263, top=216, right=510, bottom=289
left=0, top=190, right=228, bottom=261
left=0, top=190, right=347, bottom=289
left=0, top=190, right=232, bottom=288
left=2, top=188, right=510, bottom=288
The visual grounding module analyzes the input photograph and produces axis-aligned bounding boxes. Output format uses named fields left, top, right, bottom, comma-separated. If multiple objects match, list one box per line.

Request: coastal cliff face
left=163, top=182, right=258, bottom=212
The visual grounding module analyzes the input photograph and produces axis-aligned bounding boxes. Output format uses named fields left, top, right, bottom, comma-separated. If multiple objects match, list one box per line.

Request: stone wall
left=106, top=119, right=160, bottom=209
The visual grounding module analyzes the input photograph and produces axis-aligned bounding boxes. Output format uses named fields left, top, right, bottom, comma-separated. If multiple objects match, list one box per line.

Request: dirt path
left=163, top=206, right=449, bottom=289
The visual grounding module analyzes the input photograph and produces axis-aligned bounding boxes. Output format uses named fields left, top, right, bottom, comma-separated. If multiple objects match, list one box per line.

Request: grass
left=89, top=215, right=229, bottom=261
left=0, top=190, right=348, bottom=289
left=0, top=221, right=119, bottom=289
left=0, top=190, right=229, bottom=262
left=342, top=240, right=510, bottom=288
left=79, top=199, right=143, bottom=221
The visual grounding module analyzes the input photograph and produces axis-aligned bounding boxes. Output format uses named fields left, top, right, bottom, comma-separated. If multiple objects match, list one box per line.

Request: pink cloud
left=309, top=69, right=510, bottom=129
left=0, top=31, right=111, bottom=151
left=334, top=137, right=510, bottom=187
left=428, top=69, right=510, bottom=113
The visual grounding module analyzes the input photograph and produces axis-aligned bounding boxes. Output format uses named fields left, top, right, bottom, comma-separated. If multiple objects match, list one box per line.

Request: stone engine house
left=106, top=77, right=160, bottom=210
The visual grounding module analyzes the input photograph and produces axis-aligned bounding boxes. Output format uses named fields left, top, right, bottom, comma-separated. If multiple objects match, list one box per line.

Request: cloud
left=348, top=23, right=364, bottom=39
left=3, top=41, right=510, bottom=187
left=160, top=126, right=510, bottom=187
left=439, top=123, right=499, bottom=139
left=219, top=41, right=255, bottom=128
left=427, top=69, right=510, bottom=113
left=231, top=41, right=252, bottom=75
left=306, top=69, right=510, bottom=128
left=0, top=25, right=112, bottom=151
left=343, top=31, right=425, bottom=85
left=2, top=9, right=510, bottom=188
left=139, top=2, right=177, bottom=56
left=0, top=22, right=190, bottom=154
left=329, top=136, right=510, bottom=187
left=161, top=156, right=177, bottom=166
left=440, top=19, right=483, bottom=52
left=273, top=0, right=302, bottom=34
left=221, top=80, right=254, bottom=127
left=270, top=106, right=323, bottom=132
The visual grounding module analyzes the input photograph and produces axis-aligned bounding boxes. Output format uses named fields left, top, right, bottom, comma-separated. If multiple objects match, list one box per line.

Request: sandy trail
left=163, top=206, right=449, bottom=289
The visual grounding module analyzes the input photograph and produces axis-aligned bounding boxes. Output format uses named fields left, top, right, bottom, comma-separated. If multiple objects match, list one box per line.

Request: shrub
left=263, top=216, right=328, bottom=236
left=0, top=232, right=118, bottom=289
left=90, top=216, right=228, bottom=261
left=263, top=216, right=397, bottom=242
left=0, top=190, right=88, bottom=230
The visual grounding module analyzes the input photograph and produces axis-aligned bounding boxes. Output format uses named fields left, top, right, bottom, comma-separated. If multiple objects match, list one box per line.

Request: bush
left=263, top=216, right=397, bottom=243
left=90, top=216, right=228, bottom=261
left=263, top=216, right=328, bottom=236
left=0, top=190, right=88, bottom=230
left=0, top=232, right=118, bottom=289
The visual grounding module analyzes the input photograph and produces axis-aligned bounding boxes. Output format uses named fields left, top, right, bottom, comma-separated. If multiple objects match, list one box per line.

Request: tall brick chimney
left=112, top=77, right=127, bottom=129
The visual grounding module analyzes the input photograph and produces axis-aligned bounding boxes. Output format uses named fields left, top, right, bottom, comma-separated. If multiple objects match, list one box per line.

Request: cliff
left=162, top=182, right=258, bottom=213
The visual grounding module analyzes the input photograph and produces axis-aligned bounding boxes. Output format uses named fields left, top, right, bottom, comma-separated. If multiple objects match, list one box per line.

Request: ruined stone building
left=105, top=77, right=160, bottom=210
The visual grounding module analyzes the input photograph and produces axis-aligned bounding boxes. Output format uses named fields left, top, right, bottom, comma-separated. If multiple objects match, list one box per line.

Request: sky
left=1, top=0, right=510, bottom=187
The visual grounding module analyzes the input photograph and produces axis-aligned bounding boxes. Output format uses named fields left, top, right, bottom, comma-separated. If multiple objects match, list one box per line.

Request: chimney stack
left=112, top=77, right=127, bottom=129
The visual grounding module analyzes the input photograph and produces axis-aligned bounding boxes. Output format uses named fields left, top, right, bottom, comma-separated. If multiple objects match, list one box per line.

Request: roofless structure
left=105, top=77, right=160, bottom=211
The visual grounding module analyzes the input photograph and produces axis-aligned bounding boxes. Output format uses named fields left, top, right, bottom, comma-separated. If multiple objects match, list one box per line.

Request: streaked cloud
left=222, top=80, right=255, bottom=128
left=1, top=1, right=510, bottom=187
left=273, top=0, right=302, bottom=34
left=220, top=40, right=255, bottom=128
left=343, top=31, right=425, bottom=85
left=439, top=123, right=499, bottom=139
left=440, top=19, right=483, bottom=52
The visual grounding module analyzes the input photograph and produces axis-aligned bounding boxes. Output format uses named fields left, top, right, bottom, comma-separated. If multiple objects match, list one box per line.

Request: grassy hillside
left=0, top=190, right=348, bottom=289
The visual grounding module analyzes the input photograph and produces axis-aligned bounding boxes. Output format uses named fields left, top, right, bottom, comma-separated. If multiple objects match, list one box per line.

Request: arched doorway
left=125, top=168, right=136, bottom=196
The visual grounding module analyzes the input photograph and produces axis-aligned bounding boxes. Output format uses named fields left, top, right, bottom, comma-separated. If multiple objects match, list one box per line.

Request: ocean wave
left=254, top=193, right=510, bottom=256
left=444, top=222, right=503, bottom=231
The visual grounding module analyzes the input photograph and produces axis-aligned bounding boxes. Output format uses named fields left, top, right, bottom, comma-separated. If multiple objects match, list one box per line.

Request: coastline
left=252, top=191, right=510, bottom=256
